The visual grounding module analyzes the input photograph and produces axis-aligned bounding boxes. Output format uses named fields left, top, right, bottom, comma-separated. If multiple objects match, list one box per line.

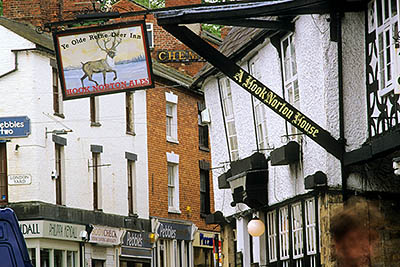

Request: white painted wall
left=0, top=25, right=149, bottom=218
left=203, top=15, right=361, bottom=265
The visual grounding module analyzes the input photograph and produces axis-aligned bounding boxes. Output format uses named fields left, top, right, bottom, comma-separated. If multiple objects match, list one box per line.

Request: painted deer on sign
left=81, top=33, right=122, bottom=87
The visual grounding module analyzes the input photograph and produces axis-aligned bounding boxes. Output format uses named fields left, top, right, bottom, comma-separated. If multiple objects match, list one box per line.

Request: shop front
left=86, top=225, right=124, bottom=267
left=193, top=230, right=221, bottom=267
left=120, top=230, right=152, bottom=267
left=19, top=220, right=85, bottom=267
left=152, top=219, right=195, bottom=267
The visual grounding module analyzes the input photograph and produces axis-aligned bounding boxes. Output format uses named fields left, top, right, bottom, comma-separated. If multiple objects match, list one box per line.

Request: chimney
left=165, top=0, right=201, bottom=8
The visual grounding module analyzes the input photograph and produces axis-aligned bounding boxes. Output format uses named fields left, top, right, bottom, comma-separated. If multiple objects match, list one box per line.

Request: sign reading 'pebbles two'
left=0, top=116, right=30, bottom=138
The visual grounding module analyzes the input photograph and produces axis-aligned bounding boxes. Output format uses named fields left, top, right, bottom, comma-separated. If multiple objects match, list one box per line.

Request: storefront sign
left=121, top=231, right=152, bottom=259
left=53, top=21, right=154, bottom=100
left=0, top=116, right=30, bottom=138
left=89, top=225, right=123, bottom=245
left=19, top=220, right=85, bottom=241
left=8, top=174, right=32, bottom=185
left=156, top=50, right=204, bottom=63
left=122, top=231, right=152, bottom=249
left=193, top=231, right=218, bottom=248
left=156, top=222, right=192, bottom=241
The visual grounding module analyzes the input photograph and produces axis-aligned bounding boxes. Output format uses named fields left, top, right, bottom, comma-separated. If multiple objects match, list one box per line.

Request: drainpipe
left=336, top=12, right=348, bottom=201
left=0, top=51, right=18, bottom=79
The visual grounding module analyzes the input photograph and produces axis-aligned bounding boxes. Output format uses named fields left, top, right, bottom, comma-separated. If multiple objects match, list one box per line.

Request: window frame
left=167, top=152, right=180, bottom=213
left=267, top=197, right=320, bottom=266
left=146, top=23, right=154, bottom=48
left=165, top=92, right=178, bottom=143
left=92, top=152, right=101, bottom=210
left=198, top=101, right=209, bottom=150
left=199, top=168, right=211, bottom=215
left=52, top=67, right=64, bottom=117
left=126, top=91, right=135, bottom=135
left=0, top=143, right=8, bottom=205
left=219, top=77, right=239, bottom=161
left=280, top=33, right=300, bottom=141
left=249, top=58, right=269, bottom=153
left=371, top=0, right=399, bottom=96
left=127, top=159, right=137, bottom=215
left=55, top=143, right=63, bottom=205
left=90, top=96, right=100, bottom=126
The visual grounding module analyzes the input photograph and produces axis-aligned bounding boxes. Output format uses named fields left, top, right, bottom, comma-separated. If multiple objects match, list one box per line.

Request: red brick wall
left=165, top=0, right=201, bottom=7
left=147, top=81, right=216, bottom=231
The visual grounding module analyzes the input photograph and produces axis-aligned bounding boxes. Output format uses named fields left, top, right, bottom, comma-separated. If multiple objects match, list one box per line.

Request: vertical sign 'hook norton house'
left=53, top=21, right=154, bottom=100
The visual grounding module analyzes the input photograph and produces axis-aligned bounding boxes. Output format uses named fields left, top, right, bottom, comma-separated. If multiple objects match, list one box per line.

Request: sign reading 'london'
left=53, top=21, right=154, bottom=100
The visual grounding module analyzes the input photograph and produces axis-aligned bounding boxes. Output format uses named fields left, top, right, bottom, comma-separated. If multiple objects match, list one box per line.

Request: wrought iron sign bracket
left=161, top=24, right=344, bottom=161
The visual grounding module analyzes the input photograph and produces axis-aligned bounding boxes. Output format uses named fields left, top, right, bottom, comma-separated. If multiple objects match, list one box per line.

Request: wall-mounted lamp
left=14, top=144, right=20, bottom=152
left=79, top=230, right=88, bottom=241
left=248, top=216, right=265, bottom=237
left=393, top=157, right=400, bottom=176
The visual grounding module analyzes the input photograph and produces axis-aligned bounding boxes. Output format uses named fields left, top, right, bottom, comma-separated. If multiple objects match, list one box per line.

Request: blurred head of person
left=330, top=197, right=382, bottom=267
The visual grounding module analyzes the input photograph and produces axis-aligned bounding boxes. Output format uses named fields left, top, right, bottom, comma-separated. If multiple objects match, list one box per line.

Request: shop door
left=0, top=143, right=8, bottom=205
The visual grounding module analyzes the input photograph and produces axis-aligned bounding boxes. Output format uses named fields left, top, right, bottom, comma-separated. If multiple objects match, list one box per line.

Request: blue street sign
left=0, top=116, right=31, bottom=138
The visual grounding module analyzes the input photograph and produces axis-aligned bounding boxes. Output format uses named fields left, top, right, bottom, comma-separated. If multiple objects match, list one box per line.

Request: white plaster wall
left=342, top=12, right=368, bottom=151
left=0, top=26, right=149, bottom=218
left=204, top=16, right=346, bottom=210
left=63, top=89, right=149, bottom=218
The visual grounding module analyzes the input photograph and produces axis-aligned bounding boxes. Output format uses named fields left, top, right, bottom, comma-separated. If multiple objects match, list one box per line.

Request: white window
left=249, top=59, right=269, bottom=153
left=369, top=0, right=399, bottom=95
left=166, top=92, right=178, bottom=142
left=220, top=77, right=239, bottom=161
left=167, top=152, right=180, bottom=213
left=267, top=210, right=277, bottom=262
left=291, top=202, right=304, bottom=259
left=279, top=207, right=290, bottom=264
left=305, top=198, right=317, bottom=267
left=281, top=34, right=299, bottom=140
left=146, top=23, right=154, bottom=48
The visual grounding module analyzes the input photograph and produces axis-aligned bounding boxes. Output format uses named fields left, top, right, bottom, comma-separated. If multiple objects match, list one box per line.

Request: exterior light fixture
left=247, top=216, right=265, bottom=237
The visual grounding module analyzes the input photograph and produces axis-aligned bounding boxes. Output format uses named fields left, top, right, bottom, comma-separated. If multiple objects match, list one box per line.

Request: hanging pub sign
left=53, top=21, right=154, bottom=100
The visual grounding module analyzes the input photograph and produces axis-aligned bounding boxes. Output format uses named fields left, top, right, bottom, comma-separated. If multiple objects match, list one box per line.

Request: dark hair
left=330, top=197, right=382, bottom=243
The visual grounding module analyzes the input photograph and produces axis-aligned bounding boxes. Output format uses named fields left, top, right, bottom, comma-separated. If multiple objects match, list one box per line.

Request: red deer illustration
left=81, top=33, right=122, bottom=87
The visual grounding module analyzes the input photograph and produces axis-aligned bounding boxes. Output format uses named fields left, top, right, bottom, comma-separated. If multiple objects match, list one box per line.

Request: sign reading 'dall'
left=53, top=21, right=154, bottom=100
left=0, top=116, right=30, bottom=138
left=19, top=220, right=85, bottom=241
left=8, top=174, right=32, bottom=185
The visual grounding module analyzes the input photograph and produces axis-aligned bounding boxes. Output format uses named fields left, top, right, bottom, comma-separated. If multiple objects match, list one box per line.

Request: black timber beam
left=344, top=130, right=400, bottom=166
left=162, top=24, right=344, bottom=160
left=156, top=0, right=332, bottom=25
left=209, top=19, right=294, bottom=31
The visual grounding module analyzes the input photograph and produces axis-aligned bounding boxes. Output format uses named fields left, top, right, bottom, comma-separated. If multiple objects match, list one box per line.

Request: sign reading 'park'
left=53, top=21, right=154, bottom=100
